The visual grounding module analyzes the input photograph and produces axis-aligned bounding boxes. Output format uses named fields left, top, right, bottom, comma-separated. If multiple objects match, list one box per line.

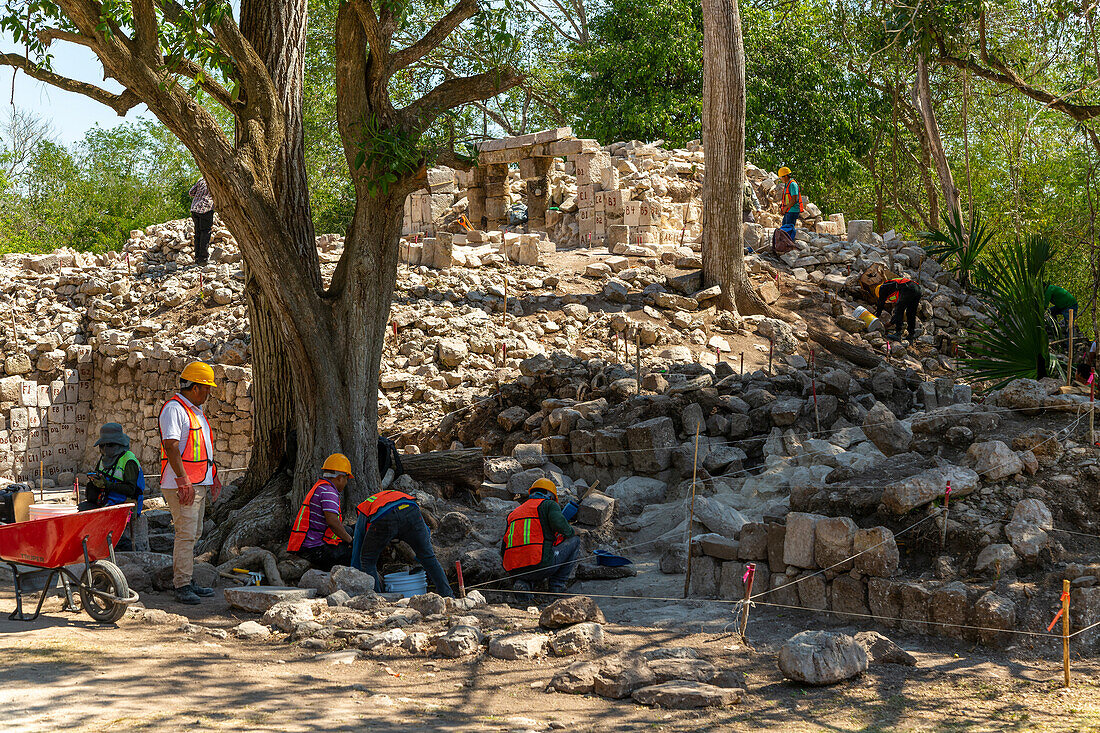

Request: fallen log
left=807, top=326, right=882, bottom=369
left=401, top=448, right=485, bottom=491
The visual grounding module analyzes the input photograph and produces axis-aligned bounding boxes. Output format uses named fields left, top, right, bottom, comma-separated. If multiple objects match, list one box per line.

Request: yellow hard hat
left=777, top=166, right=791, bottom=178
left=530, top=478, right=557, bottom=498
left=181, top=361, right=216, bottom=387
left=322, top=453, right=353, bottom=477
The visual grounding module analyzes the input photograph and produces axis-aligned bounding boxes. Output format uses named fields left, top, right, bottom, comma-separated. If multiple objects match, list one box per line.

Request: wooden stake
left=739, top=563, right=756, bottom=637
left=502, top=279, right=508, bottom=332
left=1063, top=578, right=1072, bottom=688
left=635, top=331, right=641, bottom=394
left=1091, top=380, right=1096, bottom=445
left=455, top=560, right=466, bottom=598
left=682, top=423, right=702, bottom=599
left=740, top=352, right=744, bottom=376
left=940, top=481, right=951, bottom=548
left=1068, top=310, right=1075, bottom=387
left=768, top=339, right=773, bottom=376
left=39, top=459, right=43, bottom=501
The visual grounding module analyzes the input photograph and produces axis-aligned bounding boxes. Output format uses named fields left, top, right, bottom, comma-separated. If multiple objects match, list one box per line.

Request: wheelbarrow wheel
left=79, top=560, right=130, bottom=623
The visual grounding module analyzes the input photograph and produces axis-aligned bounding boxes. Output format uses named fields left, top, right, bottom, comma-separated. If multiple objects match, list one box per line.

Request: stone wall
left=0, top=348, right=253, bottom=493
left=86, top=357, right=253, bottom=492
left=688, top=513, right=1025, bottom=644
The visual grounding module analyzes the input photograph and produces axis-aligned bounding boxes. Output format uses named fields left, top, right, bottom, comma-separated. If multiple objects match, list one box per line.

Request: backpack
left=377, top=437, right=404, bottom=478
left=772, top=227, right=797, bottom=254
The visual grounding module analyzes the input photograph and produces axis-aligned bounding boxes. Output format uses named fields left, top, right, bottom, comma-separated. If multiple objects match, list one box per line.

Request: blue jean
left=780, top=209, right=800, bottom=235
left=351, top=504, right=454, bottom=597
left=513, top=535, right=581, bottom=591
left=1051, top=304, right=1078, bottom=329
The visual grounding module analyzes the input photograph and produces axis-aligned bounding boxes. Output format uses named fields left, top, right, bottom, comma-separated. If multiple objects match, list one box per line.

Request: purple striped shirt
left=302, top=481, right=342, bottom=549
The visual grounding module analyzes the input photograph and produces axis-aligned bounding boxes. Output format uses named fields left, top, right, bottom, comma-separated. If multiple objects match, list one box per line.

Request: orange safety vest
left=782, top=181, right=804, bottom=214
left=502, top=497, right=564, bottom=572
left=356, top=490, right=416, bottom=522
left=883, top=278, right=912, bottom=305
left=287, top=480, right=343, bottom=552
left=159, top=395, right=216, bottom=485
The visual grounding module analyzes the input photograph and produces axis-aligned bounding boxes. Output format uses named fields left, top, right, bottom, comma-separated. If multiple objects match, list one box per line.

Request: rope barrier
left=474, top=586, right=1069, bottom=640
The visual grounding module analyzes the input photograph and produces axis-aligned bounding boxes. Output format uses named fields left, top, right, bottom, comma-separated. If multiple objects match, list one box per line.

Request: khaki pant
left=163, top=484, right=209, bottom=589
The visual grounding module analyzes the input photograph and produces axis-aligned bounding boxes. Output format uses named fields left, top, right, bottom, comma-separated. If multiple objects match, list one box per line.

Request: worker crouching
left=81, top=422, right=145, bottom=551
left=501, top=478, right=580, bottom=598
left=351, top=487, right=454, bottom=597
left=287, top=453, right=355, bottom=571
left=875, top=276, right=923, bottom=342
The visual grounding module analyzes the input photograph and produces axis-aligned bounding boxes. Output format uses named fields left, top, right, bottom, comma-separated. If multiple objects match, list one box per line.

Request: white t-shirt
left=159, top=393, right=214, bottom=487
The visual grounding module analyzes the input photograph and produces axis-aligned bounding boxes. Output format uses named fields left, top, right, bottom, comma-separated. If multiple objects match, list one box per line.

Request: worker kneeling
left=287, top=454, right=355, bottom=571
left=501, top=478, right=580, bottom=596
left=351, top=487, right=453, bottom=597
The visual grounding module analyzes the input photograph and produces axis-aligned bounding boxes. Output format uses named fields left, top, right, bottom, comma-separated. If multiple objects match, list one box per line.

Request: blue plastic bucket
left=562, top=500, right=579, bottom=521
left=383, top=569, right=427, bottom=598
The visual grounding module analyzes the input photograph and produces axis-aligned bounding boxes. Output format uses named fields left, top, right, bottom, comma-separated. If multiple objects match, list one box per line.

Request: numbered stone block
left=19, top=382, right=37, bottom=408
left=36, top=384, right=50, bottom=407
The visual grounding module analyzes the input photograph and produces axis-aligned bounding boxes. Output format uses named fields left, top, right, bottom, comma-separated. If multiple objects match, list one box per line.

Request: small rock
left=853, top=631, right=916, bottom=666
left=778, top=630, right=868, bottom=685
left=550, top=622, right=604, bottom=655
left=435, top=625, right=483, bottom=657
left=631, top=681, right=743, bottom=709
left=488, top=633, right=549, bottom=660
left=539, top=596, right=605, bottom=629
left=234, top=620, right=272, bottom=640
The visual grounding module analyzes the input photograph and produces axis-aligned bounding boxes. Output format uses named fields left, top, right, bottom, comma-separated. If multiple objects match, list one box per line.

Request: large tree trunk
left=913, top=52, right=961, bottom=226
left=700, top=0, right=765, bottom=315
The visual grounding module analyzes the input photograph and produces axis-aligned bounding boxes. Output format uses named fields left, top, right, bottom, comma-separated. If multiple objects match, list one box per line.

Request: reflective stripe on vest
left=96, top=450, right=140, bottom=505
left=884, top=278, right=912, bottom=304
left=287, top=480, right=342, bottom=552
left=356, top=490, right=416, bottom=522
left=159, top=395, right=215, bottom=485
left=501, top=497, right=564, bottom=572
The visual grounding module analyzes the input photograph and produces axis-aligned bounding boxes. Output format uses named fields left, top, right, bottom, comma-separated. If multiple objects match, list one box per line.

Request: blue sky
left=0, top=37, right=154, bottom=145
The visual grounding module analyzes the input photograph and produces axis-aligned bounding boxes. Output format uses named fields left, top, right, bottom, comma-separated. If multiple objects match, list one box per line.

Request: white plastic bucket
left=852, top=305, right=879, bottom=329
left=383, top=569, right=428, bottom=598
left=28, top=504, right=79, bottom=521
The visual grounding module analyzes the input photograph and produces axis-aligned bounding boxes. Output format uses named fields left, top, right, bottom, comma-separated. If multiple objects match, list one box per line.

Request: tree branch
left=389, top=0, right=478, bottom=74
left=161, top=54, right=237, bottom=111
left=131, top=0, right=159, bottom=61
left=35, top=27, right=96, bottom=50
left=523, top=0, right=582, bottom=45
left=0, top=52, right=141, bottom=115
left=348, top=0, right=387, bottom=61
left=937, top=52, right=1100, bottom=122
left=401, top=69, right=521, bottom=131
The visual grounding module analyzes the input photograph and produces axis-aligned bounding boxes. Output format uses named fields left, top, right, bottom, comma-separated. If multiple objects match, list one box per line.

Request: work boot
left=886, top=332, right=901, bottom=342
left=512, top=580, right=533, bottom=606
left=175, top=586, right=201, bottom=605
left=910, top=328, right=923, bottom=340
left=188, top=583, right=216, bottom=597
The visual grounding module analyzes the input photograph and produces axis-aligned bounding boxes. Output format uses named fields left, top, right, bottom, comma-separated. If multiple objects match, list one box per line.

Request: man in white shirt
left=159, top=361, right=222, bottom=605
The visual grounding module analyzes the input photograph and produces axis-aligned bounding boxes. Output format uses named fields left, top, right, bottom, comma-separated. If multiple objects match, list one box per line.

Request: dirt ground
left=2, top=566, right=1099, bottom=733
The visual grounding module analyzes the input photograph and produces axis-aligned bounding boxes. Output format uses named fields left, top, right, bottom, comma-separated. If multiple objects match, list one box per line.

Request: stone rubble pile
left=0, top=220, right=251, bottom=488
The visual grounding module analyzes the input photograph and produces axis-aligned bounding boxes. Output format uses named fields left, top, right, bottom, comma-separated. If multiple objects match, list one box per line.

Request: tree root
left=216, top=546, right=284, bottom=586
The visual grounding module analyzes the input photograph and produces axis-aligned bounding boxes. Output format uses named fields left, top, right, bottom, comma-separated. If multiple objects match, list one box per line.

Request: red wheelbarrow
left=0, top=504, right=139, bottom=623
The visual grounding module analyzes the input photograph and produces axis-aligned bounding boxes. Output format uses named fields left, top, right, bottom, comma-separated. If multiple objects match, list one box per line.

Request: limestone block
left=814, top=517, right=857, bottom=571
left=783, top=512, right=824, bottom=569
left=829, top=575, right=869, bottom=617
left=847, top=219, right=873, bottom=244
left=19, top=382, right=37, bottom=407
